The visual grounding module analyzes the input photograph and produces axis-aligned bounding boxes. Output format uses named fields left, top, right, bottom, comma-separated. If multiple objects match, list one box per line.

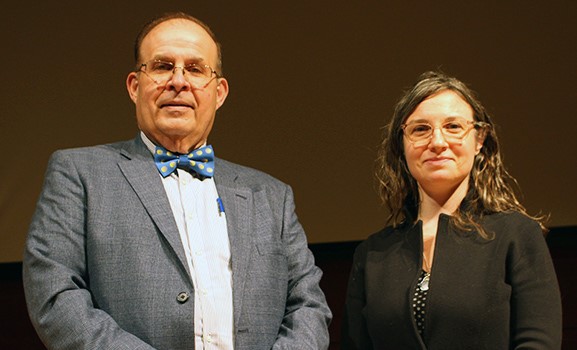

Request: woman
left=342, top=71, right=562, bottom=349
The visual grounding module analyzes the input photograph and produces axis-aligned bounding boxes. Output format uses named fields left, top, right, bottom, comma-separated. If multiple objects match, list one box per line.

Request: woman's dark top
left=341, top=211, right=562, bottom=349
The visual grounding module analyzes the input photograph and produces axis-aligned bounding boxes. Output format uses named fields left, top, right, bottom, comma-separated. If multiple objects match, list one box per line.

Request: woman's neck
left=417, top=176, right=470, bottom=225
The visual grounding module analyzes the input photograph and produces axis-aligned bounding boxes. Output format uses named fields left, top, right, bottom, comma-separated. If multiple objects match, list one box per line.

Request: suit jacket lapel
left=115, top=144, right=254, bottom=324
left=214, top=159, right=253, bottom=327
left=117, top=137, right=192, bottom=281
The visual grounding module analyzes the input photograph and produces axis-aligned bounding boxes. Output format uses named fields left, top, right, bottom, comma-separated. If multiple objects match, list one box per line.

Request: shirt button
left=176, top=292, right=189, bottom=303
left=205, top=334, right=213, bottom=343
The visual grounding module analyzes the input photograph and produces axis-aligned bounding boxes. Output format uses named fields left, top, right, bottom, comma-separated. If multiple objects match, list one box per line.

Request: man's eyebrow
left=148, top=55, right=205, bottom=63
left=184, top=57, right=206, bottom=65
left=149, top=54, right=171, bottom=61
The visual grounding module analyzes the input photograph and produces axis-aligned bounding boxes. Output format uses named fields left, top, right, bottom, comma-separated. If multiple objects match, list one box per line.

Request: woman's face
left=403, top=90, right=484, bottom=196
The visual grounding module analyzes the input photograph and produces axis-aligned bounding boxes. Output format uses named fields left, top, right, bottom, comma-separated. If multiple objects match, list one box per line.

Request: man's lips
left=159, top=99, right=195, bottom=109
left=160, top=102, right=193, bottom=108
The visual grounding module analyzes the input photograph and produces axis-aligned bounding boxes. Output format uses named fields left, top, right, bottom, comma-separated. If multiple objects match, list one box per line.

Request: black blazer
left=342, top=211, right=562, bottom=349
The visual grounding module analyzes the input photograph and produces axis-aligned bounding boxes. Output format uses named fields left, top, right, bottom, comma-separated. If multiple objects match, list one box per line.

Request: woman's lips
left=424, top=157, right=452, bottom=166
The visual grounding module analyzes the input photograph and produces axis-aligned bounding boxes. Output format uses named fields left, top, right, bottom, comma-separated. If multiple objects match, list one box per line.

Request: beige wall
left=2, top=1, right=576, bottom=262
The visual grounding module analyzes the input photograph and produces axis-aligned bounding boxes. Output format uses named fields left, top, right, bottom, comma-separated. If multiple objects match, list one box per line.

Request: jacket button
left=176, top=292, right=189, bottom=303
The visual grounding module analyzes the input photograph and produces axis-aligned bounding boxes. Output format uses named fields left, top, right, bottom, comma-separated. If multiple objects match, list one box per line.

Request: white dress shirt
left=142, top=133, right=234, bottom=349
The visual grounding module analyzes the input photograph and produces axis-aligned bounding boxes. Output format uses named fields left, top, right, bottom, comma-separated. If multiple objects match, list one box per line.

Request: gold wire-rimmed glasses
left=401, top=118, right=489, bottom=147
left=137, top=60, right=221, bottom=88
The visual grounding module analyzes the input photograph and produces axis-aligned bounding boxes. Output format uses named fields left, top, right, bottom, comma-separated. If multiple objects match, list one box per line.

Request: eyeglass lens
left=141, top=60, right=216, bottom=87
left=403, top=119, right=476, bottom=146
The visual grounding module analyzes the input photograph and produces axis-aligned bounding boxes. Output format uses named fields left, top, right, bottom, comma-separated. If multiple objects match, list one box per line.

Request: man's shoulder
left=45, top=139, right=145, bottom=176
left=50, top=139, right=136, bottom=160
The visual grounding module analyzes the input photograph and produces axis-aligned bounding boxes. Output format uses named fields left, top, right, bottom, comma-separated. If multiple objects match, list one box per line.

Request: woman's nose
left=428, top=128, right=449, bottom=151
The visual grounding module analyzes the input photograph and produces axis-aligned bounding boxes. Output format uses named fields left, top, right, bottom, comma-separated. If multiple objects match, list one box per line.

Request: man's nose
left=167, top=67, right=191, bottom=91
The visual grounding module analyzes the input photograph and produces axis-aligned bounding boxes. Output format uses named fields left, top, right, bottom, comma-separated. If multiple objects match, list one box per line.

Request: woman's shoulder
left=481, top=211, right=544, bottom=243
left=483, top=211, right=541, bottom=231
left=356, top=223, right=413, bottom=252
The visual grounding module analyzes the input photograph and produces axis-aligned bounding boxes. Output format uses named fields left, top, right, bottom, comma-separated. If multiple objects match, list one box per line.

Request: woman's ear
left=475, top=128, right=488, bottom=154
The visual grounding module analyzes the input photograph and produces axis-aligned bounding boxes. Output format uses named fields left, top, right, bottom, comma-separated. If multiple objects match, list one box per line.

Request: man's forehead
left=141, top=19, right=217, bottom=55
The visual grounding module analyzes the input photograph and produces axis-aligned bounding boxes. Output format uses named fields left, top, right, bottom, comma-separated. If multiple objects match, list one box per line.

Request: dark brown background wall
left=2, top=1, right=577, bottom=263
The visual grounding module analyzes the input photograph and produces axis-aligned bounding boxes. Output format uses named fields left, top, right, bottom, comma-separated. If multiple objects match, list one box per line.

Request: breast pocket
left=254, top=241, right=288, bottom=279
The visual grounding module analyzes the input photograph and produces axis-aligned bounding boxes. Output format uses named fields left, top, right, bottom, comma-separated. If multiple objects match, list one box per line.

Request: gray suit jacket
left=23, top=136, right=331, bottom=350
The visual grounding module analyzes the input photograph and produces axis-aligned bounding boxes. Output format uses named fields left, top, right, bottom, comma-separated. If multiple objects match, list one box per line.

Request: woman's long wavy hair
left=375, top=71, right=546, bottom=238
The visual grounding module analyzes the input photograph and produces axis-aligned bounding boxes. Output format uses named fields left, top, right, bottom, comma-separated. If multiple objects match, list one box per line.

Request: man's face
left=126, top=19, right=228, bottom=152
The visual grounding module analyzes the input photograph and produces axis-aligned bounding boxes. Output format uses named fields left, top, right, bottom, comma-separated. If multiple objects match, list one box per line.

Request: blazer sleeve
left=509, top=218, right=562, bottom=349
left=22, top=151, right=155, bottom=350
left=271, top=185, right=332, bottom=350
left=340, top=241, right=373, bottom=350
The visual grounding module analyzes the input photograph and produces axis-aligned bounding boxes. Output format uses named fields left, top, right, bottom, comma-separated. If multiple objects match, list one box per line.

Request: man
left=23, top=12, right=331, bottom=350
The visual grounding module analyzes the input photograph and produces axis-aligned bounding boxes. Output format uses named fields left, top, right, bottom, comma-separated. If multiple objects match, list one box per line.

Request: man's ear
left=215, top=77, right=229, bottom=110
left=126, top=72, right=139, bottom=104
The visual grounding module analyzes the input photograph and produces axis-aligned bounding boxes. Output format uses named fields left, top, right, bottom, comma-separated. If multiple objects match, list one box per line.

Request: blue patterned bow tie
left=154, top=145, right=215, bottom=178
